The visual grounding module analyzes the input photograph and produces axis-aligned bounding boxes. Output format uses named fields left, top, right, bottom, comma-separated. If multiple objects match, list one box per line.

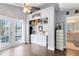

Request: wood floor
left=0, top=44, right=79, bottom=56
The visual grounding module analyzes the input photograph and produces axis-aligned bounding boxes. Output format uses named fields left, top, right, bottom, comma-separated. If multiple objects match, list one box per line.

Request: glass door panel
left=15, top=20, right=23, bottom=45
left=0, top=19, right=11, bottom=50
left=0, top=18, right=24, bottom=51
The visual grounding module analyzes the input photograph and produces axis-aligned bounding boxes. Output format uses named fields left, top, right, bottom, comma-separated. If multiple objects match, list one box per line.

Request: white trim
left=0, top=14, right=23, bottom=20
left=48, top=47, right=55, bottom=51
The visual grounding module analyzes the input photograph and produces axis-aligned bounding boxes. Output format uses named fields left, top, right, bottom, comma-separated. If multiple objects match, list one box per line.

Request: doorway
left=0, top=19, right=11, bottom=50
left=0, top=15, right=24, bottom=51
left=66, top=16, right=79, bottom=51
left=29, top=18, right=48, bottom=48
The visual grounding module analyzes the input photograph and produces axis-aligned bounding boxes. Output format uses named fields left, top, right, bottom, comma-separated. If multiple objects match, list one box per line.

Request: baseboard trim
left=48, top=47, right=55, bottom=51
left=25, top=42, right=29, bottom=44
left=0, top=43, right=24, bottom=52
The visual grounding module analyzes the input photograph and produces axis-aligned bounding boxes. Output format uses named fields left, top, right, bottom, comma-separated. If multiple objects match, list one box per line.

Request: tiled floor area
left=0, top=43, right=79, bottom=56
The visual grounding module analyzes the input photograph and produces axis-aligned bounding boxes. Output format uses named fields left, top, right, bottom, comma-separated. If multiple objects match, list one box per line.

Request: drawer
left=56, top=37, right=63, bottom=40
left=56, top=40, right=63, bottom=43
left=56, top=43, right=63, bottom=47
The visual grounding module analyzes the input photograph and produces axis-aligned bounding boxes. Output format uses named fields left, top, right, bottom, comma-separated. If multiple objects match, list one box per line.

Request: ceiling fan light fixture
left=23, top=3, right=32, bottom=13
left=23, top=7, right=28, bottom=13
left=27, top=9, right=31, bottom=13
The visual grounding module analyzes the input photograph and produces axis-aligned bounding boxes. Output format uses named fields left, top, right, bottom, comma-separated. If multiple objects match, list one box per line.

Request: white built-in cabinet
left=31, top=34, right=46, bottom=47
left=26, top=6, right=55, bottom=51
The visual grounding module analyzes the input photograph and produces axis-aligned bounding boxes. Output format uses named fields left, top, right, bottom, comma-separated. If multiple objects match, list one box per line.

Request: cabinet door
left=40, top=35, right=46, bottom=47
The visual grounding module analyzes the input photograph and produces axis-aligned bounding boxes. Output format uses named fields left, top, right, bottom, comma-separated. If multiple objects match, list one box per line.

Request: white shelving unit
left=56, top=30, right=64, bottom=51
left=56, top=23, right=64, bottom=51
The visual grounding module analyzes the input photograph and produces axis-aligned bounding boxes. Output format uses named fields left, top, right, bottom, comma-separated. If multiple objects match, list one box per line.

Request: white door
left=15, top=20, right=24, bottom=45
left=0, top=19, right=13, bottom=50
left=0, top=17, right=24, bottom=51
left=9, top=19, right=24, bottom=46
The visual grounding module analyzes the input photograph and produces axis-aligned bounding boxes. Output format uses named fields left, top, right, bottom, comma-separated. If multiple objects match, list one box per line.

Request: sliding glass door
left=15, top=20, right=23, bottom=45
left=0, top=19, right=11, bottom=50
left=0, top=17, right=24, bottom=51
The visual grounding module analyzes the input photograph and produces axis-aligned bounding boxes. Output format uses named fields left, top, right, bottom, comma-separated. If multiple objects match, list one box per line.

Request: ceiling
left=6, top=3, right=47, bottom=13
left=59, top=3, right=79, bottom=11
left=6, top=3, right=79, bottom=11
left=6, top=3, right=46, bottom=8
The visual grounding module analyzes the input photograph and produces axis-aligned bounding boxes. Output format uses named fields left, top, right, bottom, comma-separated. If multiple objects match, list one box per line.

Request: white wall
left=0, top=4, right=26, bottom=20
left=56, top=11, right=67, bottom=48
left=25, top=14, right=31, bottom=43
left=26, top=6, right=55, bottom=51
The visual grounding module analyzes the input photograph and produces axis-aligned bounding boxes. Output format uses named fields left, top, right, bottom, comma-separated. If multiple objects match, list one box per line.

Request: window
left=16, top=20, right=23, bottom=41
left=0, top=19, right=10, bottom=43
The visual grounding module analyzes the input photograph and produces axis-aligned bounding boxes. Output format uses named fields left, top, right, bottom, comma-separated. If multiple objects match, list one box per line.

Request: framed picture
left=39, top=26, right=43, bottom=31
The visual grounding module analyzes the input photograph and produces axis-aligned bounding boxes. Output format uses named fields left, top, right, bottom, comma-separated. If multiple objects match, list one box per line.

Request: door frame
left=0, top=15, right=24, bottom=50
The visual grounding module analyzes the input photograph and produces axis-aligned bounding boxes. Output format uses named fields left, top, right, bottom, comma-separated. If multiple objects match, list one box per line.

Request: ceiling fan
left=23, top=3, right=40, bottom=14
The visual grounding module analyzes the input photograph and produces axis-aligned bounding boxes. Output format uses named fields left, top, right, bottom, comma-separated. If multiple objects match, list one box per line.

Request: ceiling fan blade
left=32, top=7, right=40, bottom=10
left=29, top=7, right=40, bottom=14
